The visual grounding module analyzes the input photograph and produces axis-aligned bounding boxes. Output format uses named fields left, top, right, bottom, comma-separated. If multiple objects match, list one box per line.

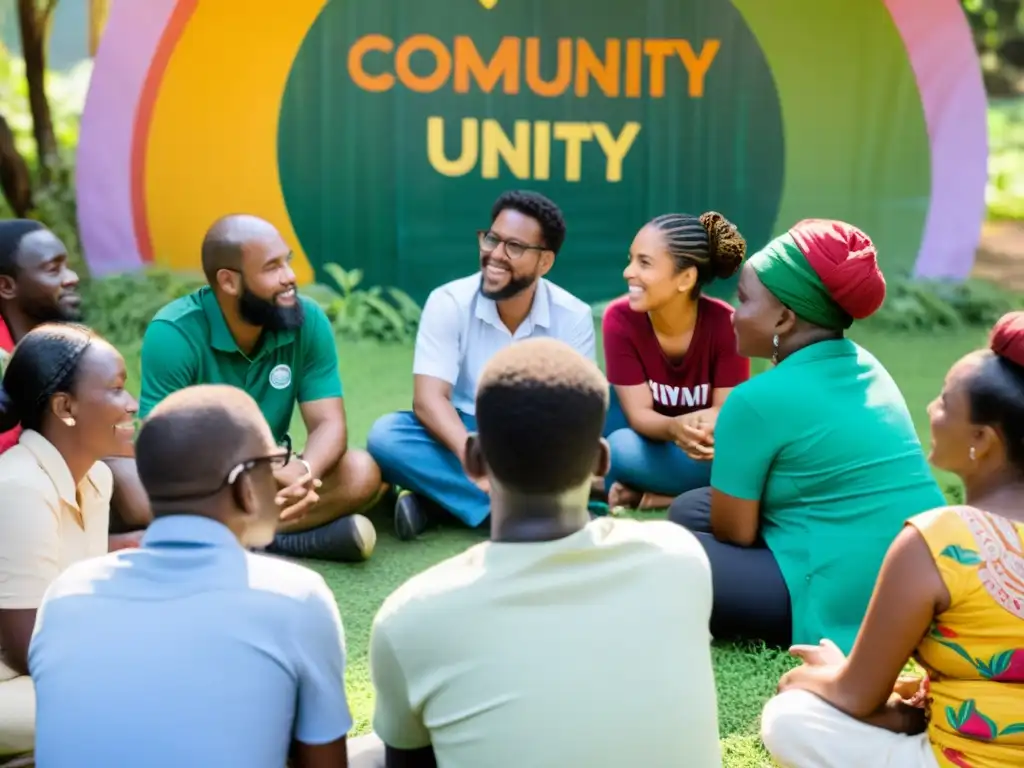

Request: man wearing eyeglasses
left=30, top=385, right=353, bottom=768
left=367, top=190, right=596, bottom=539
left=120, top=214, right=384, bottom=563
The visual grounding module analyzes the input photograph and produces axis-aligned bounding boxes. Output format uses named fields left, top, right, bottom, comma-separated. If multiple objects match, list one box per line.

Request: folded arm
left=779, top=525, right=946, bottom=732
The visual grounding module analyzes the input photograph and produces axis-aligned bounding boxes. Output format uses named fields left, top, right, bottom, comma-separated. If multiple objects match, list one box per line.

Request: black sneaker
left=394, top=490, right=429, bottom=541
left=267, top=513, right=377, bottom=563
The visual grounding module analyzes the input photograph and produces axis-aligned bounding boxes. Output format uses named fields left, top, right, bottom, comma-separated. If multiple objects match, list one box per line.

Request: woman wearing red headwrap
left=668, top=220, right=944, bottom=650
left=763, top=311, right=1024, bottom=768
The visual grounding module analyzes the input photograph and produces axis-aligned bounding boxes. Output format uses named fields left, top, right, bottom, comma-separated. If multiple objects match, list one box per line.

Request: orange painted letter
left=453, top=36, right=521, bottom=94
left=348, top=34, right=395, bottom=92
left=396, top=35, right=452, bottom=93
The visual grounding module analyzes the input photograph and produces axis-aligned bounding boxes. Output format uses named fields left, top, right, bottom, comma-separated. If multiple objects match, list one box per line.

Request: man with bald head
left=30, top=385, right=353, bottom=767
left=125, top=214, right=383, bottom=562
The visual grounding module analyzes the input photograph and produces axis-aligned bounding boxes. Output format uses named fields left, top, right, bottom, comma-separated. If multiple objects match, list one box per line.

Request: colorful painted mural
left=76, top=0, right=987, bottom=303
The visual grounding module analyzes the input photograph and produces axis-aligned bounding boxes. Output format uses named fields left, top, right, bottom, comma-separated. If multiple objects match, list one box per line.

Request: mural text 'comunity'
left=77, top=0, right=987, bottom=304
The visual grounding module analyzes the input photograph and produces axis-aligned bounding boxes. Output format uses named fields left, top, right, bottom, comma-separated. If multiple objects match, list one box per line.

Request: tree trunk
left=0, top=113, right=34, bottom=217
left=16, top=0, right=59, bottom=182
left=88, top=0, right=110, bottom=57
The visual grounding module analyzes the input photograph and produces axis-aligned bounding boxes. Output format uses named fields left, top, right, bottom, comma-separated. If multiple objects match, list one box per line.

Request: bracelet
left=296, top=456, right=314, bottom=480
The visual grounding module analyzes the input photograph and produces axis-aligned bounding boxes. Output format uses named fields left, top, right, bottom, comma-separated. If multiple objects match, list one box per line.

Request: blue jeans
left=602, top=391, right=712, bottom=496
left=367, top=410, right=490, bottom=527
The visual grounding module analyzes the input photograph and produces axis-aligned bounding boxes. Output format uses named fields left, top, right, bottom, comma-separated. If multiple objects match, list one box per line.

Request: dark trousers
left=669, top=487, right=792, bottom=648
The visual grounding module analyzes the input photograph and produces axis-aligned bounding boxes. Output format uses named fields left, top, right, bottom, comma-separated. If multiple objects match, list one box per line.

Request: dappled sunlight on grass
left=116, top=325, right=981, bottom=766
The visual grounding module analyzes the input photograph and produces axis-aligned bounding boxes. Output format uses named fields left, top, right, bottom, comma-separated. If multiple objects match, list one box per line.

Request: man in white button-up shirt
left=368, top=191, right=595, bottom=539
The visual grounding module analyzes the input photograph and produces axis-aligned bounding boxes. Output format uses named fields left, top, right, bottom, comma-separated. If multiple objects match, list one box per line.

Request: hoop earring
left=772, top=334, right=780, bottom=365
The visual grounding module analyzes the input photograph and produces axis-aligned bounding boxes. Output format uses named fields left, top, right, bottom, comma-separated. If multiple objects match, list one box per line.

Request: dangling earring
left=969, top=445, right=976, bottom=462
left=772, top=334, right=780, bottom=365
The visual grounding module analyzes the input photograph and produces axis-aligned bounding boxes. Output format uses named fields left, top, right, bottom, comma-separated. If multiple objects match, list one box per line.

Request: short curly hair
left=491, top=190, right=567, bottom=254
left=475, top=338, right=608, bottom=494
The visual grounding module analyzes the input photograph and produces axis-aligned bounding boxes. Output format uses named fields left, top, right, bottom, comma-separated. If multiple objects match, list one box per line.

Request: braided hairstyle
left=648, top=211, right=747, bottom=292
left=0, top=323, right=94, bottom=433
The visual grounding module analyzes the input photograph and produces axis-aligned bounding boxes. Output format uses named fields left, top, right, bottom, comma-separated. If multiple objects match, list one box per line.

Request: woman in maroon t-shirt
left=602, top=212, right=750, bottom=509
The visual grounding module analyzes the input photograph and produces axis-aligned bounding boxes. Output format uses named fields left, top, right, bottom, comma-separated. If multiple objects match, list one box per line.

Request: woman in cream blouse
left=0, top=324, right=137, bottom=757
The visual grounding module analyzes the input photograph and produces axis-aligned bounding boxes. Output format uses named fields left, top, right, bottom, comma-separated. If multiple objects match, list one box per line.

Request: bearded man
left=367, top=191, right=596, bottom=539
left=119, top=214, right=383, bottom=563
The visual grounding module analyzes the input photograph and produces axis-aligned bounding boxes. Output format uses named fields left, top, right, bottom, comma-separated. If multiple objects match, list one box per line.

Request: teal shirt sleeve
left=298, top=300, right=343, bottom=403
left=139, top=320, right=199, bottom=419
left=710, top=386, right=777, bottom=501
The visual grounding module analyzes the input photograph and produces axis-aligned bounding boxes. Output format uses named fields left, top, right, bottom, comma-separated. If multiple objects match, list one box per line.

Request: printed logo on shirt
left=649, top=381, right=709, bottom=408
left=269, top=364, right=293, bottom=390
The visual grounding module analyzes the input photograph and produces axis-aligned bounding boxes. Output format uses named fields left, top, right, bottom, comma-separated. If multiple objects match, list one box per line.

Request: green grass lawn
left=122, top=325, right=988, bottom=766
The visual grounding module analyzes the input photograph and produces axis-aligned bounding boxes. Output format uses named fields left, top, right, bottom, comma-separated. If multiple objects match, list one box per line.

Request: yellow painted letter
left=427, top=117, right=479, bottom=177
left=592, top=122, right=641, bottom=182
left=533, top=121, right=551, bottom=180
left=553, top=122, right=594, bottom=182
left=481, top=119, right=531, bottom=179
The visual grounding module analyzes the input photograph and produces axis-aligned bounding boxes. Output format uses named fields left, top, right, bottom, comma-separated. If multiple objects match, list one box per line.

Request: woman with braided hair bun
left=0, top=324, right=138, bottom=757
left=763, top=311, right=1024, bottom=768
left=601, top=211, right=750, bottom=510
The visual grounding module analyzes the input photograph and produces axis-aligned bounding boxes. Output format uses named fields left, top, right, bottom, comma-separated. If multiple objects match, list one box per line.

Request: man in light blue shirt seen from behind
left=29, top=385, right=352, bottom=768
left=368, top=190, right=595, bottom=540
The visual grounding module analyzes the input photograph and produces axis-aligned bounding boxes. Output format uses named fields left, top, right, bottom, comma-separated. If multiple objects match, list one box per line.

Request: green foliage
left=863, top=276, right=1024, bottom=332
left=987, top=99, right=1024, bottom=220
left=79, top=268, right=206, bottom=349
left=315, top=264, right=422, bottom=344
left=0, top=51, right=90, bottom=275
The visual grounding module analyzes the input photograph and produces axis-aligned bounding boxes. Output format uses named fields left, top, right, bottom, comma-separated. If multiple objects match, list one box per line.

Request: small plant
left=316, top=263, right=422, bottom=344
left=79, top=268, right=206, bottom=348
left=864, top=276, right=1024, bottom=332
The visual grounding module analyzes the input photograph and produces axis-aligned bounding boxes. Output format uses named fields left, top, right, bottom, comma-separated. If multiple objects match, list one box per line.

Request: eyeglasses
left=148, top=436, right=292, bottom=501
left=478, top=230, right=547, bottom=260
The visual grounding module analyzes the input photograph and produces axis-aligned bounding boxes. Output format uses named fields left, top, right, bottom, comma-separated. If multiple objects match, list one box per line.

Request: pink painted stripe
left=884, top=0, right=988, bottom=279
left=75, top=0, right=180, bottom=277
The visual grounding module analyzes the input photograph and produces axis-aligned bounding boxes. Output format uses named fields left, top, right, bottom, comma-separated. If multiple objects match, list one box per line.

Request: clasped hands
left=778, top=639, right=929, bottom=733
left=274, top=458, right=323, bottom=522
left=671, top=408, right=718, bottom=461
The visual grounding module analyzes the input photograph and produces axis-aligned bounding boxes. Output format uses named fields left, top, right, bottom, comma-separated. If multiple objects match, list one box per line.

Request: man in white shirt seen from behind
left=350, top=338, right=722, bottom=768
left=29, top=384, right=352, bottom=768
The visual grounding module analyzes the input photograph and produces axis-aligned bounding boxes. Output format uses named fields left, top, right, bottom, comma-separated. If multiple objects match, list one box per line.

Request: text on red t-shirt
left=602, top=295, right=750, bottom=417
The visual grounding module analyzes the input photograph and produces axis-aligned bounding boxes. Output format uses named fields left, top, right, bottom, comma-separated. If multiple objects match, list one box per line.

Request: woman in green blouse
left=668, top=219, right=944, bottom=652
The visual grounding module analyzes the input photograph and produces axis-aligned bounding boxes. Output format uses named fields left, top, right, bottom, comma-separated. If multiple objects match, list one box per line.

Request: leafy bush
left=986, top=99, right=1024, bottom=221
left=0, top=52, right=90, bottom=276
left=81, top=264, right=423, bottom=348
left=80, top=268, right=206, bottom=349
left=863, top=276, right=1024, bottom=331
left=314, top=264, right=422, bottom=344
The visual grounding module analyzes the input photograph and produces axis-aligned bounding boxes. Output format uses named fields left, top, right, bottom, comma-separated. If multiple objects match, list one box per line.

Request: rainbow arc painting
left=77, top=0, right=987, bottom=302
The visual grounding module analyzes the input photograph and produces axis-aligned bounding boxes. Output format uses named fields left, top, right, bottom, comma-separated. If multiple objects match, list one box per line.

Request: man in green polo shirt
left=110, top=214, right=383, bottom=562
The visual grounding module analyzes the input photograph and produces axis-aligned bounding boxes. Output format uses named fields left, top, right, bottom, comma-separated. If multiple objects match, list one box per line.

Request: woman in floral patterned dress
left=760, top=311, right=1024, bottom=768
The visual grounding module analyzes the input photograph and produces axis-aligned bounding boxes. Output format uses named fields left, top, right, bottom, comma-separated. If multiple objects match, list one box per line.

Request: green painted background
left=279, top=0, right=785, bottom=304
left=278, top=0, right=932, bottom=305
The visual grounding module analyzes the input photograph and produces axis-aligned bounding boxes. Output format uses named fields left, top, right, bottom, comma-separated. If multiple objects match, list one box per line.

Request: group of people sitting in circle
left=0, top=189, right=1020, bottom=767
